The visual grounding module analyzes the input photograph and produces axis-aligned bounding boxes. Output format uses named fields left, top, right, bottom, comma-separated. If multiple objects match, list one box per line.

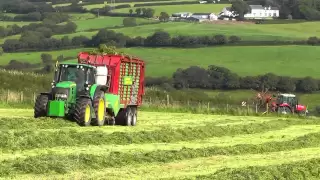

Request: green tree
left=159, top=12, right=170, bottom=22
left=144, top=8, right=155, bottom=18
left=230, top=0, right=251, bottom=20
left=123, top=17, right=137, bottom=27
left=129, top=9, right=133, bottom=15
left=135, top=8, right=141, bottom=15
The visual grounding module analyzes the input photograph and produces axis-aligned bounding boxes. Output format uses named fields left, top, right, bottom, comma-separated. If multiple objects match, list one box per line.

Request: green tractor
left=34, top=52, right=145, bottom=127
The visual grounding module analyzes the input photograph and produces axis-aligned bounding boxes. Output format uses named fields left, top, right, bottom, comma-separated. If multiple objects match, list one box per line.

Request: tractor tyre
left=74, top=97, right=93, bottom=126
left=131, top=106, right=137, bottom=126
left=278, top=106, right=291, bottom=115
left=34, top=94, right=49, bottom=118
left=92, top=90, right=106, bottom=126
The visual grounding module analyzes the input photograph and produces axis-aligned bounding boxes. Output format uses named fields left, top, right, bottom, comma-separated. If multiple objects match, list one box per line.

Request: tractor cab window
left=56, top=64, right=95, bottom=91
left=277, top=95, right=296, bottom=105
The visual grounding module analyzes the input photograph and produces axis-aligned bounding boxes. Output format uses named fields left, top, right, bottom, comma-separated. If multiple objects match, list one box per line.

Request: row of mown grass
left=2, top=125, right=320, bottom=176
left=192, top=157, right=320, bottom=180
left=0, top=117, right=317, bottom=152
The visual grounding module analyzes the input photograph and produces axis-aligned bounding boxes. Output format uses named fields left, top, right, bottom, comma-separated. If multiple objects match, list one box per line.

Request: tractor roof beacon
left=34, top=52, right=145, bottom=127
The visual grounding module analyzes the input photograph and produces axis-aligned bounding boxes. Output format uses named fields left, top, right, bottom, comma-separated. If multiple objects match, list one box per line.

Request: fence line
left=0, top=91, right=262, bottom=113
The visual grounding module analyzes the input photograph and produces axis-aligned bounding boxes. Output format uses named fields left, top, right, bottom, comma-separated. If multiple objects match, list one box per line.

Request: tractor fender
left=296, top=104, right=306, bottom=111
left=40, top=92, right=53, bottom=99
left=89, top=85, right=108, bottom=99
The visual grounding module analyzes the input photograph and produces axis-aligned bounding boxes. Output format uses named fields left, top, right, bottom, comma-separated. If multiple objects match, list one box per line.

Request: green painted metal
left=105, top=94, right=121, bottom=116
left=47, top=100, right=65, bottom=117
left=55, top=81, right=77, bottom=104
left=89, top=84, right=98, bottom=99
left=55, top=81, right=76, bottom=88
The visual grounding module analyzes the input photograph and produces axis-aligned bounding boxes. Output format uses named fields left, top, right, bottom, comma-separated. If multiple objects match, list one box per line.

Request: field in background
left=1, top=46, right=320, bottom=78
left=1, top=109, right=320, bottom=179
left=81, top=0, right=197, bottom=10
left=113, top=4, right=228, bottom=16
left=49, top=21, right=320, bottom=41
left=64, top=16, right=157, bottom=32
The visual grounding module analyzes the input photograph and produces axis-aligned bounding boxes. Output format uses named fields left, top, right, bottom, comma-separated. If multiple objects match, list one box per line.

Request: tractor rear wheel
left=74, top=97, right=92, bottom=126
left=92, top=91, right=106, bottom=126
left=34, top=94, right=49, bottom=118
left=278, top=106, right=291, bottom=115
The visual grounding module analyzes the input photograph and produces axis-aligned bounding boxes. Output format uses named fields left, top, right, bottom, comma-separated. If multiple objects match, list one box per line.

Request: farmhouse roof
left=249, top=5, right=279, bottom=10
left=249, top=5, right=263, bottom=9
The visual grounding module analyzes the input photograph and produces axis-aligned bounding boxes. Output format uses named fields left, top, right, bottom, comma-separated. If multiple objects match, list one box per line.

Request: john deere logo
left=123, top=76, right=133, bottom=85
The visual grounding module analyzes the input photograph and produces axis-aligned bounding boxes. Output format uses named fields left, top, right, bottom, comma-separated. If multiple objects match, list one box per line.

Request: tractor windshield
left=55, top=64, right=95, bottom=90
left=277, top=95, right=297, bottom=106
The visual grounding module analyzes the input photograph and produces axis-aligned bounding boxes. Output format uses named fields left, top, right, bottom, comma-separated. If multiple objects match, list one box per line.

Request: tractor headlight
left=55, top=93, right=68, bottom=99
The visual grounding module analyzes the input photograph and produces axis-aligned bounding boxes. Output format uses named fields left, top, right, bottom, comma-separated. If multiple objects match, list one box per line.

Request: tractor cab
left=53, top=63, right=96, bottom=93
left=276, top=93, right=298, bottom=107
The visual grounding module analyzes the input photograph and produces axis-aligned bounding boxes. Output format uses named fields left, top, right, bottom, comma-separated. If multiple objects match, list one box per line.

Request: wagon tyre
left=74, top=98, right=93, bottom=126
left=124, top=107, right=133, bottom=126
left=34, top=94, right=49, bottom=118
left=131, top=106, right=137, bottom=126
left=92, top=91, right=106, bottom=126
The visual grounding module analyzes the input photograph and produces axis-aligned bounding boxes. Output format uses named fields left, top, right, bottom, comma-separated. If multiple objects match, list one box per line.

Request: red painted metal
left=77, top=52, right=145, bottom=106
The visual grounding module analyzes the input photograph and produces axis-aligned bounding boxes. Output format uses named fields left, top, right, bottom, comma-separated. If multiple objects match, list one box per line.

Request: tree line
left=146, top=65, right=320, bottom=93
left=2, top=0, right=320, bottom=21
left=3, top=27, right=320, bottom=52
left=0, top=13, right=70, bottom=38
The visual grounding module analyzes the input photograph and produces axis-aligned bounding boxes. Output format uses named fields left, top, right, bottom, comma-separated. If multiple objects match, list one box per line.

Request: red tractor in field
left=274, top=93, right=308, bottom=115
left=255, top=90, right=308, bottom=115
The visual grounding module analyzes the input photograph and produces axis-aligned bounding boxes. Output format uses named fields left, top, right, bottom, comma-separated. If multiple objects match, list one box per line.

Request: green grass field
left=1, top=45, right=320, bottom=78
left=114, top=21, right=320, bottom=40
left=113, top=4, right=227, bottom=16
left=71, top=17, right=157, bottom=31
left=50, top=20, right=320, bottom=41
left=81, top=0, right=197, bottom=10
left=1, top=108, right=320, bottom=179
left=0, top=21, right=40, bottom=26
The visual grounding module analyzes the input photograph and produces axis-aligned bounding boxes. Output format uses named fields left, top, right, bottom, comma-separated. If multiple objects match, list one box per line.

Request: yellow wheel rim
left=98, top=99, right=105, bottom=121
left=85, top=105, right=90, bottom=122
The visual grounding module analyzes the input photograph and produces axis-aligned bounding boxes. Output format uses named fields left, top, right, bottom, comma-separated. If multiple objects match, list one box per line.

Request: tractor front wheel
left=74, top=97, right=93, bottom=126
left=92, top=91, right=106, bottom=126
left=34, top=94, right=49, bottom=118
